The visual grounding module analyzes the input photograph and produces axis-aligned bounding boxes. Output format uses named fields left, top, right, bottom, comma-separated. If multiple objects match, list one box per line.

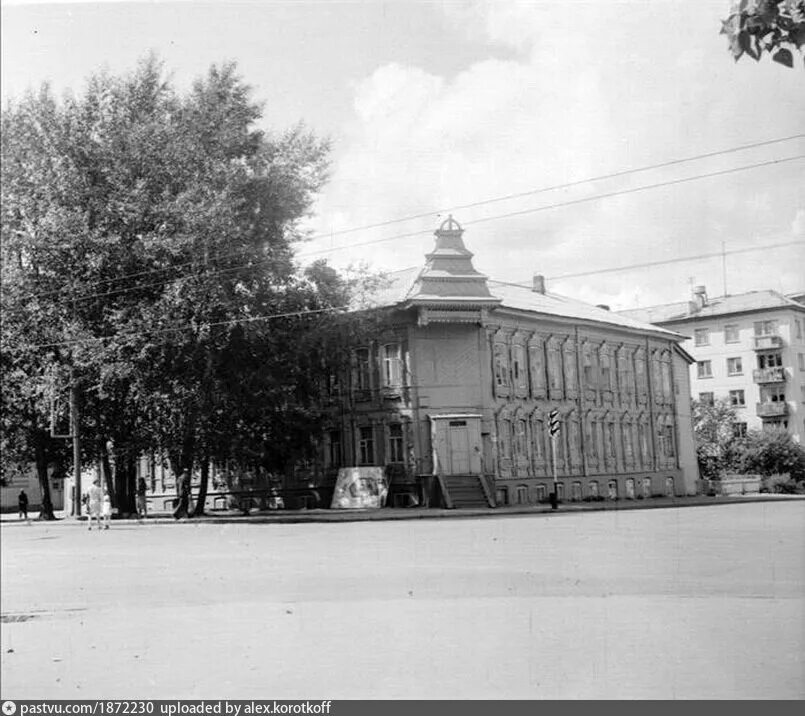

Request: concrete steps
left=441, top=474, right=494, bottom=509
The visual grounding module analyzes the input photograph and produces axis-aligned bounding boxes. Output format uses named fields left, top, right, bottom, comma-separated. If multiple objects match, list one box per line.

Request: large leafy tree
left=721, top=0, right=805, bottom=67
left=692, top=398, right=743, bottom=480
left=1, top=57, right=356, bottom=516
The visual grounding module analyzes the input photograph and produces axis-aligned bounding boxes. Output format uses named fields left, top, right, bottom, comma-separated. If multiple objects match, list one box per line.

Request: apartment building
left=620, top=287, right=805, bottom=444
left=314, top=217, right=699, bottom=506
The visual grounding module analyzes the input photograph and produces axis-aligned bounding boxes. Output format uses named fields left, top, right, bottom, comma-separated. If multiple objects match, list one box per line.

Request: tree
left=692, top=398, right=743, bottom=479
left=739, top=427, right=805, bottom=481
left=721, top=0, right=805, bottom=67
left=1, top=56, right=363, bottom=516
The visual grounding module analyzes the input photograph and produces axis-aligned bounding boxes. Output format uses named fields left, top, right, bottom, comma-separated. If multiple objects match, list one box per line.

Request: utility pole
left=721, top=240, right=728, bottom=296
left=70, top=368, right=82, bottom=517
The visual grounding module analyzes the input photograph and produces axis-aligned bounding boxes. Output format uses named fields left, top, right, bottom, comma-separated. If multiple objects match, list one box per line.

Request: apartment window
left=698, top=392, right=714, bottom=406
left=734, top=422, right=748, bottom=438
left=512, top=344, right=526, bottom=390
left=724, top=324, right=739, bottom=343
left=358, top=426, right=375, bottom=465
left=354, top=348, right=371, bottom=391
left=694, top=328, right=710, bottom=346
left=761, top=386, right=786, bottom=403
left=388, top=424, right=404, bottom=463
left=328, top=430, right=342, bottom=467
left=382, top=343, right=402, bottom=387
left=754, top=320, right=778, bottom=337
left=729, top=389, right=746, bottom=407
left=697, top=360, right=713, bottom=379
left=726, top=357, right=743, bottom=376
left=758, top=353, right=783, bottom=369
left=494, top=343, right=509, bottom=388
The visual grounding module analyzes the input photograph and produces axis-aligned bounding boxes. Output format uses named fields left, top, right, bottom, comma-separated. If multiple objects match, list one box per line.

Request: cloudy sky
left=3, top=0, right=803, bottom=309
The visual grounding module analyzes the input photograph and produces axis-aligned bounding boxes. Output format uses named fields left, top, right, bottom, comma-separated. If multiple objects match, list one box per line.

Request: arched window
left=494, top=343, right=509, bottom=388
left=589, top=480, right=599, bottom=498
left=529, top=340, right=546, bottom=396
left=512, top=344, right=527, bottom=390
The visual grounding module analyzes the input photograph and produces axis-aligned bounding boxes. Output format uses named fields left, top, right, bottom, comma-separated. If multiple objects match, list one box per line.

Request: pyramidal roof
left=402, top=216, right=501, bottom=310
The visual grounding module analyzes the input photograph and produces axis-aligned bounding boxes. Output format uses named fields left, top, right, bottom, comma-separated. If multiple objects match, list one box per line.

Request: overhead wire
left=13, top=133, right=805, bottom=302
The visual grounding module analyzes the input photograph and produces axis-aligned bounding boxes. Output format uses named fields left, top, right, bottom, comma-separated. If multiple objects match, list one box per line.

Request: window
left=512, top=344, right=526, bottom=390
left=799, top=353, right=805, bottom=371
left=726, top=357, right=743, bottom=376
left=622, top=419, right=634, bottom=461
left=761, top=386, right=786, bottom=403
left=758, top=353, right=783, bottom=369
left=600, top=346, right=613, bottom=391
left=516, top=485, right=528, bottom=505
left=589, top=481, right=599, bottom=498
left=754, top=320, right=778, bottom=337
left=698, top=392, right=714, bottom=406
left=641, top=478, right=651, bottom=498
left=328, top=430, right=342, bottom=467
left=796, top=319, right=802, bottom=340
left=694, top=328, right=710, bottom=346
left=382, top=343, right=402, bottom=387
left=532, top=418, right=545, bottom=462
left=571, top=482, right=582, bottom=502
left=724, top=324, right=739, bottom=343
left=529, top=342, right=546, bottom=394
left=388, top=424, right=404, bottom=463
left=514, top=420, right=527, bottom=459
left=358, top=426, right=375, bottom=465
left=625, top=478, right=635, bottom=499
left=494, top=343, right=509, bottom=388
left=635, top=351, right=646, bottom=391
left=697, top=360, right=713, bottom=379
left=729, top=389, right=745, bottom=407
left=658, top=423, right=675, bottom=458
left=606, top=421, right=617, bottom=461
left=547, top=340, right=564, bottom=392
left=536, top=484, right=547, bottom=502
left=801, top=385, right=805, bottom=402
left=734, top=422, right=748, bottom=438
left=607, top=480, right=618, bottom=500
left=354, top=348, right=371, bottom=391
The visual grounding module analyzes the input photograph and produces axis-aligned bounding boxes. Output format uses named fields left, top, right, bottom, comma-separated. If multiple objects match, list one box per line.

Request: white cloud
left=307, top=0, right=805, bottom=307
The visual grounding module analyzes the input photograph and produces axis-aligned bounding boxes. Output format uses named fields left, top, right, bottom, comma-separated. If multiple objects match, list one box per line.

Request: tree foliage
left=1, top=56, right=369, bottom=516
left=692, top=398, right=742, bottom=479
left=739, top=427, right=805, bottom=480
left=721, top=0, right=805, bottom=67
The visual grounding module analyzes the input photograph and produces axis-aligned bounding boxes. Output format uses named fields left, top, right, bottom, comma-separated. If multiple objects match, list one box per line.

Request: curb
left=2, top=494, right=803, bottom=527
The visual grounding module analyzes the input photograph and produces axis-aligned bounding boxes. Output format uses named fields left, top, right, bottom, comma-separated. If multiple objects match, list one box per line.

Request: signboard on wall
left=330, top=467, right=389, bottom=509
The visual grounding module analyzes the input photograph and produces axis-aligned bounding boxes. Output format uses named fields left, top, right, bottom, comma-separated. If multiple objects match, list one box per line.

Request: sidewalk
left=2, top=492, right=803, bottom=526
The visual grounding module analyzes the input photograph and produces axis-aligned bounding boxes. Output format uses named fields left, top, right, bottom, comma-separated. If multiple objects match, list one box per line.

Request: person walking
left=101, top=490, right=112, bottom=529
left=18, top=490, right=29, bottom=521
left=135, top=476, right=148, bottom=520
left=88, top=478, right=103, bottom=530
left=173, top=470, right=189, bottom=519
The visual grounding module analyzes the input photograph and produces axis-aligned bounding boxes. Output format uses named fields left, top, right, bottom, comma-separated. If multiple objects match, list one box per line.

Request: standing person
left=172, top=470, right=189, bottom=519
left=135, top=476, right=148, bottom=520
left=101, top=491, right=112, bottom=530
left=88, top=478, right=103, bottom=531
left=18, top=490, right=29, bottom=521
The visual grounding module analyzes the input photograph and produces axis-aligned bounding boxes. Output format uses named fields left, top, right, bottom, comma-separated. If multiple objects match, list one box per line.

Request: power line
left=21, top=237, right=803, bottom=351
left=310, top=132, right=805, bottom=240
left=490, top=239, right=803, bottom=286
left=14, top=135, right=805, bottom=302
left=16, top=153, right=805, bottom=306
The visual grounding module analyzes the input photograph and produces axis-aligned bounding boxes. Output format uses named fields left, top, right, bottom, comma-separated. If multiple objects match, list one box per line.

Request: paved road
left=1, top=503, right=803, bottom=699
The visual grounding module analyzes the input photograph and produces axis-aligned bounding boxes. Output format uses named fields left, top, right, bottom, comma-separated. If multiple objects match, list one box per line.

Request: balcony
left=756, top=402, right=788, bottom=418
left=753, top=367, right=786, bottom=384
left=753, top=334, right=784, bottom=350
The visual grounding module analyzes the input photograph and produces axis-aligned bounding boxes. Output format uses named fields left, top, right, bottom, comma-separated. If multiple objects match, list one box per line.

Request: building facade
left=620, top=286, right=805, bottom=444
left=317, top=218, right=698, bottom=505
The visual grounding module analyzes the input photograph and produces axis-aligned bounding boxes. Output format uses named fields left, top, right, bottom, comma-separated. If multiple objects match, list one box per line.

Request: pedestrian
left=88, top=478, right=103, bottom=530
left=18, top=489, right=29, bottom=521
left=101, top=490, right=112, bottom=530
left=135, top=476, right=148, bottom=520
left=173, top=470, right=189, bottom=519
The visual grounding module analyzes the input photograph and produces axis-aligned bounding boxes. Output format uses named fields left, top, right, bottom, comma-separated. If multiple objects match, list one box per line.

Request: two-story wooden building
left=319, top=217, right=698, bottom=507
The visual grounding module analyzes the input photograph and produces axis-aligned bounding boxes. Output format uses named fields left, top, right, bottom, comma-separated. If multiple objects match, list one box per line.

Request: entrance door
left=447, top=421, right=471, bottom=474
left=431, top=415, right=482, bottom=475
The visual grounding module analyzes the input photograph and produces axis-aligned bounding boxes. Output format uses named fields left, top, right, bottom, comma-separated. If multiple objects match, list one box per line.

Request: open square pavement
left=1, top=501, right=803, bottom=699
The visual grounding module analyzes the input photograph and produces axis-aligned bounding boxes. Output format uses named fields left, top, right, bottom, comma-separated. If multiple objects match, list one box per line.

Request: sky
left=2, top=0, right=804, bottom=310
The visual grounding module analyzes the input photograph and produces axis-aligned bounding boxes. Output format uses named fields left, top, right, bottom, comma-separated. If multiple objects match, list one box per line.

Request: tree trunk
left=34, top=436, right=56, bottom=520
left=191, top=456, right=209, bottom=517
